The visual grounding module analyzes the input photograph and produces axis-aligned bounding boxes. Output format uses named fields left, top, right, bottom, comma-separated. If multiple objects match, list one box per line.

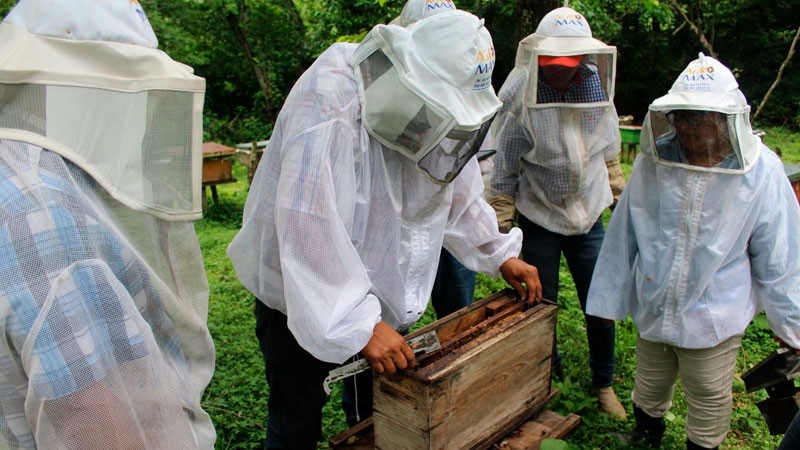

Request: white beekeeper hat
left=356, top=10, right=500, bottom=128
left=652, top=52, right=746, bottom=113
left=353, top=10, right=501, bottom=183
left=390, top=0, right=457, bottom=27
left=645, top=53, right=761, bottom=173
left=0, top=0, right=206, bottom=221
left=4, top=0, right=158, bottom=47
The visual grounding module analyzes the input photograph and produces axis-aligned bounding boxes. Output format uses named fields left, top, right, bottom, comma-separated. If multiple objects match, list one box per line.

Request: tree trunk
left=667, top=0, right=717, bottom=59
left=226, top=1, right=274, bottom=121
left=753, top=25, right=800, bottom=123
left=514, top=0, right=560, bottom=43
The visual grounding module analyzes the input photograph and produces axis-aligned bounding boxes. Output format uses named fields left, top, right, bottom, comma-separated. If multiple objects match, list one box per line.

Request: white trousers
left=632, top=334, right=743, bottom=448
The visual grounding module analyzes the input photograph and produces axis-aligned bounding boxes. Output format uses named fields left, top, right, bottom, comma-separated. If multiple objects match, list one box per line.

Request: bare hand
left=499, top=257, right=542, bottom=304
left=361, top=322, right=416, bottom=374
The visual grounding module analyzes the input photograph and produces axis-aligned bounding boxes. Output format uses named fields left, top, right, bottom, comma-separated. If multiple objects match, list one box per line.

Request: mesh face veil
left=0, top=0, right=206, bottom=221
left=643, top=53, right=760, bottom=174
left=352, top=10, right=501, bottom=184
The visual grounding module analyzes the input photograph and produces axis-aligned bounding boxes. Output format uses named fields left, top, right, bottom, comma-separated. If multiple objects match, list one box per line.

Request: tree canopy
left=1, top=0, right=798, bottom=144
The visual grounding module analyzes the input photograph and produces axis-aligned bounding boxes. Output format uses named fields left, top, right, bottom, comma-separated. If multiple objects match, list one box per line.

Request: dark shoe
left=613, top=405, right=665, bottom=448
left=686, top=439, right=718, bottom=450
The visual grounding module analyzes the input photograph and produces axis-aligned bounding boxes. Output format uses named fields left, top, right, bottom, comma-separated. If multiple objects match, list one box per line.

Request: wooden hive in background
left=373, top=289, right=557, bottom=450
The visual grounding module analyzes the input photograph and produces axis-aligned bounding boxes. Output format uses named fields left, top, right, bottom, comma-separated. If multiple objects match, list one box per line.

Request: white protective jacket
left=586, top=55, right=800, bottom=349
left=489, top=11, right=620, bottom=236
left=227, top=43, right=521, bottom=363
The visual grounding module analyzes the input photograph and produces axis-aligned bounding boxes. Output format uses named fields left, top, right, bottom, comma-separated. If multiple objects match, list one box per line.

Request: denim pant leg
left=779, top=411, right=800, bottom=450
left=255, top=301, right=335, bottom=449
left=431, top=248, right=477, bottom=319
left=562, top=218, right=616, bottom=388
left=518, top=215, right=564, bottom=377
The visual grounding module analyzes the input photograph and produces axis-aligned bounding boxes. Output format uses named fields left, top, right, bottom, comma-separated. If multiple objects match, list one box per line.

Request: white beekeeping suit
left=587, top=53, right=800, bottom=350
left=228, top=10, right=521, bottom=364
left=490, top=7, right=620, bottom=235
left=0, top=1, right=215, bottom=448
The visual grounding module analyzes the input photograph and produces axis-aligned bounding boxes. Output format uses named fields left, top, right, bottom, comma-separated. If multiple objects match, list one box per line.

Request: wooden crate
left=330, top=407, right=579, bottom=450
left=372, top=290, right=557, bottom=450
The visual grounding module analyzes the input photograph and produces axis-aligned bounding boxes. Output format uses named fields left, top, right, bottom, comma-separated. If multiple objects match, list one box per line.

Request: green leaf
left=540, top=439, right=569, bottom=450
left=665, top=411, right=676, bottom=422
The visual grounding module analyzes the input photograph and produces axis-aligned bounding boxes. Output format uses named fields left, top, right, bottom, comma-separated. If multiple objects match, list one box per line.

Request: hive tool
left=323, top=329, right=440, bottom=395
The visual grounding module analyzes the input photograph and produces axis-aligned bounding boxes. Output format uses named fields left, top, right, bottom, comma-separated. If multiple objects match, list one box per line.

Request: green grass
left=762, top=125, right=800, bottom=164
left=199, top=129, right=800, bottom=448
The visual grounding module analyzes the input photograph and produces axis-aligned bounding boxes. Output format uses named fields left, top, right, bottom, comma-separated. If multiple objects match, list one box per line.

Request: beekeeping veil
left=512, top=7, right=618, bottom=203
left=353, top=10, right=501, bottom=184
left=643, top=53, right=760, bottom=173
left=390, top=0, right=457, bottom=27
left=0, top=0, right=206, bottom=220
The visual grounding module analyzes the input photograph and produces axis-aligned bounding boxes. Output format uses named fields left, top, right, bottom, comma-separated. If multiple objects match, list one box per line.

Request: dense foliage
left=2, top=0, right=796, bottom=143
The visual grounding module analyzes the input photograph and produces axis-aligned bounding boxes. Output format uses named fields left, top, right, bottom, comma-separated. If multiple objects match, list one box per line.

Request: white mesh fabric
left=648, top=110, right=742, bottom=172
left=528, top=53, right=616, bottom=107
left=0, top=84, right=45, bottom=134
left=227, top=44, right=521, bottom=363
left=418, top=118, right=493, bottom=183
left=0, top=140, right=215, bottom=449
left=490, top=66, right=618, bottom=235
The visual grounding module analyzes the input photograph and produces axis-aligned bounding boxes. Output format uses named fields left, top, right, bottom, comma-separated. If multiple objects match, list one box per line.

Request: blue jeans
left=254, top=301, right=372, bottom=449
left=431, top=248, right=477, bottom=318
left=518, top=214, right=616, bottom=388
left=779, top=411, right=800, bottom=450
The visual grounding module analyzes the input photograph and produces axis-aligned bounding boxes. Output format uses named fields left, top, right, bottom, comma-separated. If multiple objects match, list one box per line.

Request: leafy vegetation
left=3, top=0, right=796, bottom=143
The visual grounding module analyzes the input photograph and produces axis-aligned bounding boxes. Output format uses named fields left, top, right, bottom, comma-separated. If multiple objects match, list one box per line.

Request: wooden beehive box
left=373, top=289, right=557, bottom=450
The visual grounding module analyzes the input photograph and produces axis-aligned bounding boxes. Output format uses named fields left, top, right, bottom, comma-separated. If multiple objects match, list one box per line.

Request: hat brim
left=538, top=55, right=582, bottom=67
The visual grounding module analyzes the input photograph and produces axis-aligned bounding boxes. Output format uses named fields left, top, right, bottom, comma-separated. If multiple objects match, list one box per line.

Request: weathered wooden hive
left=373, top=289, right=557, bottom=450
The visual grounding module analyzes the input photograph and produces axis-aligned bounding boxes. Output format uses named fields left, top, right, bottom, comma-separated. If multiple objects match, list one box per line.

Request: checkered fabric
left=490, top=63, right=619, bottom=235
left=0, top=140, right=207, bottom=449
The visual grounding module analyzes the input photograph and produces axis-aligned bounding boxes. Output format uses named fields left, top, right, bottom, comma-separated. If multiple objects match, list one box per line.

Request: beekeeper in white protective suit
left=587, top=53, right=800, bottom=450
left=488, top=6, right=626, bottom=417
left=0, top=0, right=216, bottom=448
left=227, top=10, right=542, bottom=448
